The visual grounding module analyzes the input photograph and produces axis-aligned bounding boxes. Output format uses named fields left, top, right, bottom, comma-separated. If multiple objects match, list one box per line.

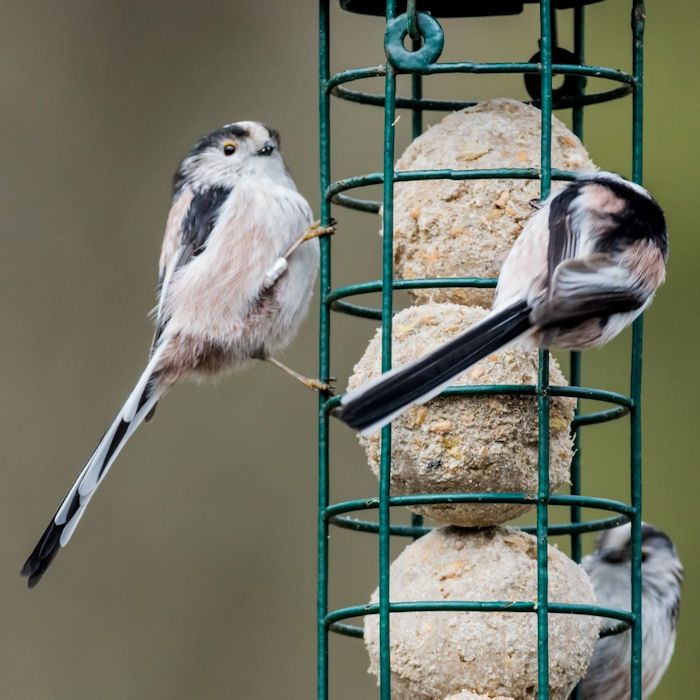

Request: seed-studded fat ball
left=389, top=98, right=596, bottom=308
left=347, top=304, right=575, bottom=527
left=364, top=527, right=598, bottom=700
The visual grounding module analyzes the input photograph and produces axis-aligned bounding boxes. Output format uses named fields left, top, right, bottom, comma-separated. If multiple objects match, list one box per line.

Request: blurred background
left=0, top=1, right=696, bottom=698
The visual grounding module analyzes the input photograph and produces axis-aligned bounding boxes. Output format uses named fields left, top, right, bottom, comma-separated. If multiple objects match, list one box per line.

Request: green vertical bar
left=539, top=1, right=553, bottom=197
left=409, top=46, right=424, bottom=538
left=536, top=353, right=551, bottom=700
left=572, top=5, right=585, bottom=139
left=632, top=2, right=645, bottom=184
left=629, top=319, right=644, bottom=700
left=411, top=47, right=423, bottom=140
left=537, top=1, right=553, bottom=698
left=569, top=352, right=582, bottom=563
left=569, top=4, right=585, bottom=574
left=568, top=353, right=582, bottom=700
left=570, top=12, right=584, bottom=699
left=379, top=3, right=398, bottom=697
left=630, top=2, right=646, bottom=698
left=317, top=1, right=331, bottom=698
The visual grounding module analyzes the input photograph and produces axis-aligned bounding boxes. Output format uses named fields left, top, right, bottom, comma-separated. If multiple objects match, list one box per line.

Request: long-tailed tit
left=337, top=173, right=668, bottom=435
left=21, top=121, right=331, bottom=587
left=579, top=522, right=683, bottom=699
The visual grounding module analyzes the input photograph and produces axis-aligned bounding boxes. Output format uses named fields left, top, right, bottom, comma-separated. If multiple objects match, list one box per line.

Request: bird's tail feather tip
left=22, top=565, right=49, bottom=589
left=20, top=559, right=34, bottom=579
left=21, top=547, right=59, bottom=588
left=21, top=520, right=65, bottom=588
left=19, top=365, right=164, bottom=589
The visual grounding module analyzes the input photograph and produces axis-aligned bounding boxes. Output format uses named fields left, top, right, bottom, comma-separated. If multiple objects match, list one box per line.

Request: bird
left=336, top=172, right=668, bottom=435
left=21, top=121, right=332, bottom=587
left=579, top=522, right=683, bottom=699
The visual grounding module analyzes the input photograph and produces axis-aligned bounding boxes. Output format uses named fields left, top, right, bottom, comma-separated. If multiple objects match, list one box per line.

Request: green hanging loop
left=406, top=0, right=421, bottom=42
left=384, top=12, right=444, bottom=71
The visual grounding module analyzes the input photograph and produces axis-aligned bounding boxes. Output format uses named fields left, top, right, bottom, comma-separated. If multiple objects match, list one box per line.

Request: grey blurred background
left=0, top=1, right=696, bottom=698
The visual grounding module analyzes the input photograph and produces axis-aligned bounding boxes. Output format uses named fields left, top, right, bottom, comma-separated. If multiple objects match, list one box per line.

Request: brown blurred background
left=0, top=1, right=696, bottom=698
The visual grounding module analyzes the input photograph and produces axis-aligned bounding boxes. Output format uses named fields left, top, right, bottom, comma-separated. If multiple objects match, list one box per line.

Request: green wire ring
left=384, top=12, right=444, bottom=71
left=406, top=0, right=420, bottom=42
left=326, top=601, right=633, bottom=641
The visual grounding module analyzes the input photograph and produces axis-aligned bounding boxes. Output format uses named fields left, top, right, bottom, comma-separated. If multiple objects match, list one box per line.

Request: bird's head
left=586, top=522, right=683, bottom=602
left=173, top=121, right=288, bottom=192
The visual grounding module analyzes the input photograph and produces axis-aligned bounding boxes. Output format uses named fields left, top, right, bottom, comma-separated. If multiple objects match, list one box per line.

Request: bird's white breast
left=165, top=176, right=315, bottom=341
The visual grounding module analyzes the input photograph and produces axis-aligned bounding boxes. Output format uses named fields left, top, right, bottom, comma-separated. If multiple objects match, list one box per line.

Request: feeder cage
left=316, top=1, right=648, bottom=698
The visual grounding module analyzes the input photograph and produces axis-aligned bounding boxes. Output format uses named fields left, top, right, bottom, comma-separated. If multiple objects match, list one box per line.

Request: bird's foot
left=302, top=376, right=336, bottom=394
left=267, top=358, right=336, bottom=395
left=265, top=221, right=336, bottom=291
left=282, top=220, right=336, bottom=261
left=303, top=219, right=336, bottom=243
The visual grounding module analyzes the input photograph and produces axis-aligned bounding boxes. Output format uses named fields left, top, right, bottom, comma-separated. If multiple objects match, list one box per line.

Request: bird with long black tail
left=336, top=173, right=668, bottom=436
left=21, top=121, right=331, bottom=587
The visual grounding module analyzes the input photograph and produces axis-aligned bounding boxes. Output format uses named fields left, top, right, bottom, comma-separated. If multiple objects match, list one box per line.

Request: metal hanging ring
left=524, top=46, right=585, bottom=101
left=406, top=0, right=421, bottom=42
left=385, top=12, right=444, bottom=72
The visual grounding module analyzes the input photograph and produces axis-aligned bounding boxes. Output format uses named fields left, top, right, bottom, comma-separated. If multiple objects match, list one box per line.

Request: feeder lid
left=339, top=0, right=604, bottom=16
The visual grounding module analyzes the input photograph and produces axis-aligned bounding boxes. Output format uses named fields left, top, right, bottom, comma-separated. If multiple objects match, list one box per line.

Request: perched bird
left=337, top=173, right=668, bottom=435
left=579, top=522, right=683, bottom=699
left=21, top=121, right=330, bottom=587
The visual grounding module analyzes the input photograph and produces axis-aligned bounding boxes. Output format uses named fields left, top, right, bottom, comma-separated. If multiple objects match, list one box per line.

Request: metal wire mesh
left=317, top=1, right=646, bottom=697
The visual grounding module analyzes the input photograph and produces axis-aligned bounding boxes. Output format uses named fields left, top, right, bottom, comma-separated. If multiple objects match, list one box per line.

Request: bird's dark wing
left=177, top=185, right=231, bottom=267
left=531, top=254, right=646, bottom=328
left=545, top=183, right=584, bottom=286
left=150, top=185, right=231, bottom=355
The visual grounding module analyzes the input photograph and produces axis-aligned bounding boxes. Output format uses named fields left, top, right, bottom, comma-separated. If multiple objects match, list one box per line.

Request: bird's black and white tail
left=21, top=354, right=166, bottom=588
left=336, top=301, right=533, bottom=436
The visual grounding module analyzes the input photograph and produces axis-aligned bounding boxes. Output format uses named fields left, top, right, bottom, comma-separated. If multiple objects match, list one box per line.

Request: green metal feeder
left=316, top=1, right=647, bottom=697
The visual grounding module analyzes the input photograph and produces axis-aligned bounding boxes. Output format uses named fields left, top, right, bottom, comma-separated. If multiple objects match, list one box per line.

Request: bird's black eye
left=602, top=550, right=626, bottom=564
left=641, top=550, right=650, bottom=563
left=223, top=142, right=237, bottom=156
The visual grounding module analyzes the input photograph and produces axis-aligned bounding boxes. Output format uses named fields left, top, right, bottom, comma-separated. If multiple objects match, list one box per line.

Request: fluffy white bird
left=337, top=173, right=668, bottom=436
left=580, top=522, right=683, bottom=699
left=22, top=121, right=329, bottom=587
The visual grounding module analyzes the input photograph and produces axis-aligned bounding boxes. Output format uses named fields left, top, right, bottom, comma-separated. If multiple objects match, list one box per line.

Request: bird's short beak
left=257, top=141, right=275, bottom=156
